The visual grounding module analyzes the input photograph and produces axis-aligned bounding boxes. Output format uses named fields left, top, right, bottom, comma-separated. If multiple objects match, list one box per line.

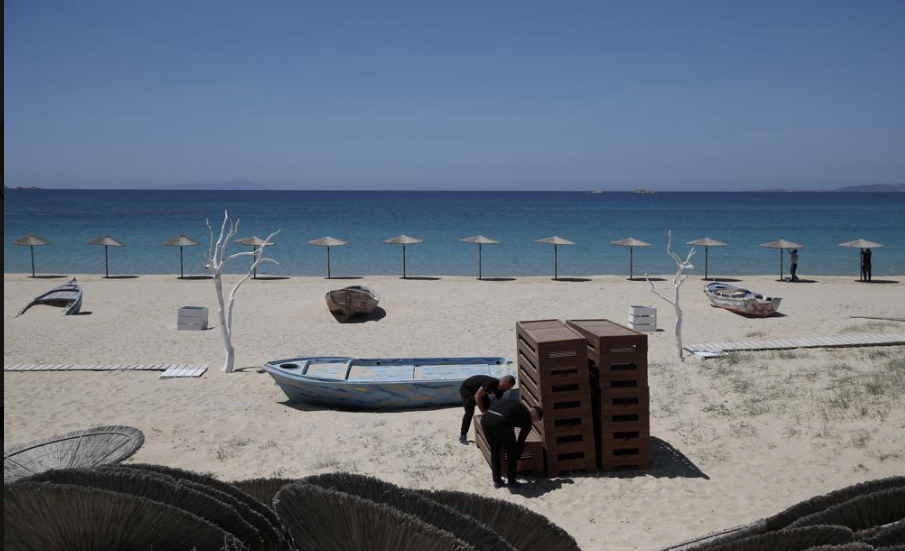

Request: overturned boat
left=17, top=278, right=83, bottom=316
left=264, top=356, right=514, bottom=409
left=704, top=282, right=780, bottom=317
left=325, top=286, right=379, bottom=320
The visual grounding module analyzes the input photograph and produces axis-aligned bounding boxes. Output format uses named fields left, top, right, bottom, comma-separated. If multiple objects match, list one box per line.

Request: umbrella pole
left=105, top=245, right=109, bottom=278
left=554, top=245, right=558, bottom=280
left=780, top=250, right=783, bottom=281
left=180, top=246, right=185, bottom=279
left=30, top=245, right=36, bottom=278
left=253, top=246, right=258, bottom=279
left=403, top=244, right=407, bottom=279
left=629, top=247, right=633, bottom=280
left=478, top=243, right=482, bottom=280
left=705, top=246, right=709, bottom=280
left=327, top=247, right=332, bottom=279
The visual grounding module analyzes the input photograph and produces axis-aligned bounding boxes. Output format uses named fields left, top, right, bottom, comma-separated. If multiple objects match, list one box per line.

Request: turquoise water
left=4, top=190, right=904, bottom=277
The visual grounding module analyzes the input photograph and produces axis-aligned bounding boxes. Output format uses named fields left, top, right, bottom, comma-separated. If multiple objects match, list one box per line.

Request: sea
left=4, top=190, right=905, bottom=278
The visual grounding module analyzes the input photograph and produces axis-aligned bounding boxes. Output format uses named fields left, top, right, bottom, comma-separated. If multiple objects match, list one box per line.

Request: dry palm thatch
left=878, top=545, right=905, bottom=551
left=764, top=477, right=905, bottom=531
left=5, top=481, right=236, bottom=551
left=787, top=487, right=905, bottom=531
left=116, top=463, right=285, bottom=548
left=232, top=477, right=297, bottom=506
left=23, top=467, right=263, bottom=548
left=700, top=525, right=853, bottom=551
left=855, top=519, right=905, bottom=547
left=4, top=425, right=144, bottom=482
left=655, top=522, right=768, bottom=551
left=303, top=473, right=515, bottom=551
left=798, top=545, right=875, bottom=551
left=274, top=482, right=474, bottom=551
left=416, top=488, right=581, bottom=551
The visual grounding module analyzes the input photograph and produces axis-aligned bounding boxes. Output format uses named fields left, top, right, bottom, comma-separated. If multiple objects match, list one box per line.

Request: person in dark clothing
left=480, top=400, right=542, bottom=488
left=459, top=375, right=514, bottom=444
left=788, top=249, right=799, bottom=281
left=861, top=249, right=874, bottom=281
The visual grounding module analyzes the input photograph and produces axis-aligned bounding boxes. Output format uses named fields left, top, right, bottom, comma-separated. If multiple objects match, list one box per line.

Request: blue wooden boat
left=264, top=356, right=514, bottom=409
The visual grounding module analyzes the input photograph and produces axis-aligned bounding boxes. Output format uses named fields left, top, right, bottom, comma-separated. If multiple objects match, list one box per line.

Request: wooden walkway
left=685, top=333, right=905, bottom=354
left=3, top=363, right=208, bottom=378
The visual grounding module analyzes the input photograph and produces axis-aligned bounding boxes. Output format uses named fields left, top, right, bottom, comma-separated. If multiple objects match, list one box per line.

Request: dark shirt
left=863, top=250, right=872, bottom=266
left=487, top=399, right=534, bottom=448
left=460, top=375, right=503, bottom=399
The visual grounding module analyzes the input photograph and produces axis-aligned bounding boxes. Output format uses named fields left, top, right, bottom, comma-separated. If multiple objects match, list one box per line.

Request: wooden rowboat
left=264, top=356, right=514, bottom=409
left=325, top=286, right=379, bottom=320
left=17, top=278, right=83, bottom=316
left=704, top=282, right=781, bottom=317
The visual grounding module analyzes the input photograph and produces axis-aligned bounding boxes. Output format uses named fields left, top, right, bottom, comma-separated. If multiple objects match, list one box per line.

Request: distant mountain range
left=139, top=180, right=269, bottom=191
left=832, top=183, right=904, bottom=192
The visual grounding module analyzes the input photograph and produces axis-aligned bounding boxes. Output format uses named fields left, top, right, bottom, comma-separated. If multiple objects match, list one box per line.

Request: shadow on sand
left=857, top=279, right=899, bottom=284
left=326, top=276, right=364, bottom=280
left=630, top=277, right=666, bottom=282
left=331, top=307, right=387, bottom=324
left=705, top=277, right=743, bottom=283
left=401, top=276, right=442, bottom=281
left=178, top=275, right=213, bottom=280
left=477, top=277, right=517, bottom=282
left=104, top=275, right=140, bottom=279
left=552, top=277, right=592, bottom=282
left=252, top=275, right=291, bottom=281
left=31, top=274, right=69, bottom=279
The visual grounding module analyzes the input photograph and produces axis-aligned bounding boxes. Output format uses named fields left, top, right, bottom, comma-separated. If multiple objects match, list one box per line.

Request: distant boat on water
left=634, top=188, right=659, bottom=195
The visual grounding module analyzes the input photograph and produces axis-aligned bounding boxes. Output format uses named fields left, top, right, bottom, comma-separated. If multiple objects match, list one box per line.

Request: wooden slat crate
left=474, top=415, right=545, bottom=477
left=596, top=388, right=650, bottom=413
left=565, top=319, right=648, bottom=365
left=516, top=320, right=588, bottom=370
left=598, top=440, right=651, bottom=471
left=546, top=442, right=597, bottom=476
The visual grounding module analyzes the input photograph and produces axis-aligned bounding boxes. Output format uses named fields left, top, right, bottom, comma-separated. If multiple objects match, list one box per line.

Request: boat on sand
left=17, top=278, right=83, bottom=316
left=325, top=286, right=379, bottom=320
left=704, top=282, right=781, bottom=317
left=264, top=356, right=514, bottom=409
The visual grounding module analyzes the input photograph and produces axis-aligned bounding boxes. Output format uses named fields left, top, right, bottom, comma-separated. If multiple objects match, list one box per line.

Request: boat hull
left=264, top=356, right=514, bottom=410
left=704, top=282, right=781, bottom=317
left=325, top=286, right=380, bottom=319
left=17, top=278, right=82, bottom=316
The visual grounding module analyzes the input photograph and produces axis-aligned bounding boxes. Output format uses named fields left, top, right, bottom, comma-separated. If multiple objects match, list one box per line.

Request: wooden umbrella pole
left=630, top=247, right=634, bottom=280
left=478, top=243, right=482, bottom=280
left=327, top=247, right=332, bottom=279
left=253, top=246, right=258, bottom=279
left=554, top=244, right=558, bottom=280
left=705, top=246, right=709, bottom=280
left=403, top=244, right=407, bottom=279
left=180, top=246, right=185, bottom=278
left=780, top=249, right=783, bottom=281
left=30, top=245, right=36, bottom=278
left=105, top=245, right=109, bottom=278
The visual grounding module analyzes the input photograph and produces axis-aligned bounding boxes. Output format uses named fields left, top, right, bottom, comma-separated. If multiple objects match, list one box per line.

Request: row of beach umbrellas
left=11, top=233, right=886, bottom=281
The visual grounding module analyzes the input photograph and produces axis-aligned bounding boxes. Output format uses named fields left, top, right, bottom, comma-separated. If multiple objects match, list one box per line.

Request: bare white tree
left=206, top=211, right=280, bottom=373
left=646, top=230, right=695, bottom=360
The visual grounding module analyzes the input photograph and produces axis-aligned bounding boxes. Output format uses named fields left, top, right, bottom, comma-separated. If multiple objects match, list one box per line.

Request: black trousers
left=790, top=263, right=798, bottom=280
left=480, top=414, right=518, bottom=483
left=862, top=264, right=872, bottom=282
left=460, top=390, right=491, bottom=437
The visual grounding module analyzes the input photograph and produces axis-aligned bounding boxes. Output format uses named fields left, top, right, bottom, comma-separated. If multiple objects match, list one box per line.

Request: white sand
left=5, top=273, right=905, bottom=550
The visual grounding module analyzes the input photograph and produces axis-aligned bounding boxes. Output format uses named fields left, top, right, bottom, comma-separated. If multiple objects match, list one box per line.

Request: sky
left=4, top=1, right=905, bottom=191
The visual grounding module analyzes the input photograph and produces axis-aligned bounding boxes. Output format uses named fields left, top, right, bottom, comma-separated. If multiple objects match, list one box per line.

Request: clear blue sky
left=5, top=1, right=905, bottom=190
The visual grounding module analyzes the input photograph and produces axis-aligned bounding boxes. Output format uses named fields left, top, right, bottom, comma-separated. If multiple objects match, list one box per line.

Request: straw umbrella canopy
left=11, top=234, right=52, bottom=277
left=610, top=237, right=652, bottom=280
left=308, top=236, right=349, bottom=279
left=686, top=237, right=726, bottom=280
left=460, top=235, right=499, bottom=280
left=234, top=236, right=274, bottom=279
left=383, top=235, right=423, bottom=278
left=839, top=239, right=884, bottom=281
left=536, top=236, right=575, bottom=280
left=760, top=239, right=804, bottom=281
left=86, top=235, right=125, bottom=278
left=162, top=234, right=200, bottom=279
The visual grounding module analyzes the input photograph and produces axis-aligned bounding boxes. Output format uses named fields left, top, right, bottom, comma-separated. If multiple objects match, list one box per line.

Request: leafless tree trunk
left=646, top=230, right=695, bottom=360
left=206, top=211, right=280, bottom=373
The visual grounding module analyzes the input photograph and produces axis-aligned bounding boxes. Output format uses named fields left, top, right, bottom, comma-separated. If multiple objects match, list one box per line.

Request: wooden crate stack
left=515, top=320, right=597, bottom=476
left=177, top=306, right=208, bottom=331
left=473, top=414, right=546, bottom=477
left=566, top=319, right=650, bottom=471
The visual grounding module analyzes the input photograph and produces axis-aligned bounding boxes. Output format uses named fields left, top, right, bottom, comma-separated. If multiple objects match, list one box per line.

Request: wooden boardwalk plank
left=687, top=334, right=905, bottom=353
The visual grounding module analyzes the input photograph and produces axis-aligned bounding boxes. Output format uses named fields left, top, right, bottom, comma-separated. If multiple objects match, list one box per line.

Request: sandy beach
left=4, top=273, right=904, bottom=550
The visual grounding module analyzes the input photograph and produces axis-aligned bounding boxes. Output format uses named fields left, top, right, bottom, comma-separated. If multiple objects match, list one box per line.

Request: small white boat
left=704, top=282, right=781, bottom=317
left=325, top=286, right=379, bottom=320
left=17, top=278, right=83, bottom=316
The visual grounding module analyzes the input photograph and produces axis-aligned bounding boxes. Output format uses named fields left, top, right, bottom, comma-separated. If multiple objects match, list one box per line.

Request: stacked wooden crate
left=566, top=319, right=650, bottom=471
left=628, top=305, right=657, bottom=332
left=515, top=320, right=597, bottom=476
left=177, top=306, right=208, bottom=331
left=473, top=414, right=545, bottom=477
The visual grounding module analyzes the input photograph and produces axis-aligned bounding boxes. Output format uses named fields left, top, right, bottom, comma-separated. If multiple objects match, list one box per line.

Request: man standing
left=788, top=248, right=799, bottom=281
left=862, top=248, right=872, bottom=282
left=459, top=374, right=514, bottom=444
left=480, top=400, right=543, bottom=488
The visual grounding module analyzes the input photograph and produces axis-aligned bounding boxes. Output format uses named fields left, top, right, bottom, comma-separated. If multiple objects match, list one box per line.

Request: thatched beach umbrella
left=11, top=234, right=51, bottom=277
left=760, top=239, right=803, bottom=281
left=611, top=237, right=652, bottom=280
left=162, top=234, right=200, bottom=279
left=86, top=235, right=126, bottom=278
left=4, top=425, right=144, bottom=483
left=686, top=237, right=726, bottom=280
left=234, top=236, right=274, bottom=279
left=383, top=234, right=423, bottom=278
left=839, top=239, right=884, bottom=281
left=536, top=236, right=575, bottom=280
left=460, top=235, right=499, bottom=280
left=308, top=236, right=349, bottom=279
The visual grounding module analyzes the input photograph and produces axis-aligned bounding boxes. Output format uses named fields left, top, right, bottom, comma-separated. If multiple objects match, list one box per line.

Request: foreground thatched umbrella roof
left=12, top=234, right=52, bottom=246
left=308, top=236, right=350, bottom=247
left=383, top=234, right=423, bottom=245
left=86, top=235, right=125, bottom=247
left=839, top=238, right=884, bottom=249
left=162, top=234, right=201, bottom=247
left=4, top=425, right=144, bottom=482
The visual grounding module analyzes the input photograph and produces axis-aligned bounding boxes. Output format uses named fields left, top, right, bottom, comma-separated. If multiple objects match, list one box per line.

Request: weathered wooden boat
left=325, top=286, right=380, bottom=320
left=17, top=278, right=83, bottom=316
left=264, top=356, right=514, bottom=409
left=704, top=282, right=781, bottom=317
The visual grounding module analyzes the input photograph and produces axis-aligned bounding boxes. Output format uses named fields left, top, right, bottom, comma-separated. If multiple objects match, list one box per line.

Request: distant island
left=634, top=188, right=659, bottom=195
left=833, top=183, right=904, bottom=192
left=139, top=179, right=269, bottom=191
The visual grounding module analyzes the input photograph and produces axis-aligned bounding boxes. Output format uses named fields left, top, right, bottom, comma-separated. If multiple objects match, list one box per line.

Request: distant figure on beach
left=788, top=249, right=799, bottom=281
left=480, top=400, right=543, bottom=488
left=861, top=248, right=872, bottom=282
left=459, top=374, right=515, bottom=444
